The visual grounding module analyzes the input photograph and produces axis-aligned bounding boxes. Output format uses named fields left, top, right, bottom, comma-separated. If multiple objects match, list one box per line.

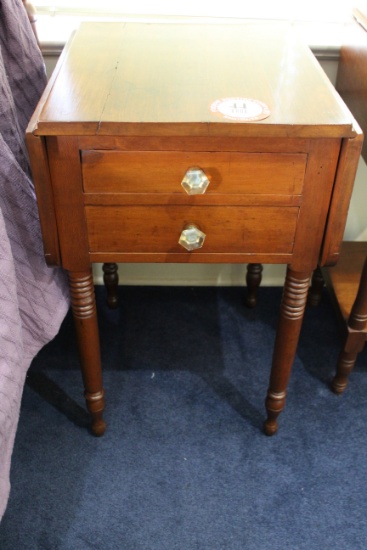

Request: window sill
left=36, top=14, right=353, bottom=60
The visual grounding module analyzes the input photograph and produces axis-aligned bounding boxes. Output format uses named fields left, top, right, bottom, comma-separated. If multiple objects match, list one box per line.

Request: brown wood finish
left=78, top=135, right=312, bottom=153
left=319, top=129, right=363, bottom=266
left=331, top=253, right=367, bottom=393
left=85, top=205, right=298, bottom=255
left=81, top=151, right=306, bottom=195
left=337, top=20, right=367, bottom=163
left=308, top=267, right=324, bottom=308
left=25, top=133, right=61, bottom=266
left=323, top=242, right=367, bottom=322
left=26, top=22, right=362, bottom=435
left=311, top=16, right=367, bottom=392
left=321, top=242, right=367, bottom=393
left=83, top=193, right=302, bottom=208
left=34, top=23, right=355, bottom=139
left=102, top=263, right=119, bottom=309
left=265, top=268, right=311, bottom=435
left=245, top=264, right=263, bottom=308
left=68, top=270, right=105, bottom=436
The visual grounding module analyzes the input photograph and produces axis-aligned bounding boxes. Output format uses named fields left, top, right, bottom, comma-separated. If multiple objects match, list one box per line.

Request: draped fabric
left=0, top=0, right=69, bottom=520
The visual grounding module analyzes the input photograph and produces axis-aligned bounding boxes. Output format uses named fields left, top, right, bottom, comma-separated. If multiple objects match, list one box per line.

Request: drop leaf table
left=26, top=22, right=362, bottom=435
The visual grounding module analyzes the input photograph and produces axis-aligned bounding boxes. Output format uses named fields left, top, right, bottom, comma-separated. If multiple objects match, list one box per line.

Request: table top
left=30, top=21, right=356, bottom=139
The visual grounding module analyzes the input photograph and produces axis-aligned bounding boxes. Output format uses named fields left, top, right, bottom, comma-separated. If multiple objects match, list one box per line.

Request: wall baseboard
left=93, top=263, right=287, bottom=286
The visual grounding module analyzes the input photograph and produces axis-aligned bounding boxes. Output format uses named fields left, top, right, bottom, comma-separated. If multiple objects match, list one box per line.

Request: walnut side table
left=26, top=22, right=362, bottom=435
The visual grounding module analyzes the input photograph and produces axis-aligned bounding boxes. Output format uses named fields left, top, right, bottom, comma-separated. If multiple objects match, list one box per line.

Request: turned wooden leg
left=68, top=270, right=106, bottom=436
left=332, top=348, right=365, bottom=394
left=245, top=263, right=263, bottom=308
left=102, top=262, right=119, bottom=309
left=264, top=268, right=311, bottom=435
left=332, top=257, right=367, bottom=394
left=308, top=265, right=324, bottom=307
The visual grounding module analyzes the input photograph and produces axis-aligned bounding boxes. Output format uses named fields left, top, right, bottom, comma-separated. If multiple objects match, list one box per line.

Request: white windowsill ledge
left=36, top=14, right=356, bottom=60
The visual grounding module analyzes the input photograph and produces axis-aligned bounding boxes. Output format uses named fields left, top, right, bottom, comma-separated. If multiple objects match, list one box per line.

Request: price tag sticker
left=210, top=97, right=271, bottom=122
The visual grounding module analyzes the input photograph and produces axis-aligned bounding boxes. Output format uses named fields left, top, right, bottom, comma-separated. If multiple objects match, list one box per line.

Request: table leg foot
left=264, top=390, right=286, bottom=435
left=85, top=389, right=107, bottom=436
left=68, top=270, right=106, bottom=435
left=331, top=351, right=355, bottom=394
left=263, top=420, right=278, bottom=436
left=331, top=379, right=348, bottom=395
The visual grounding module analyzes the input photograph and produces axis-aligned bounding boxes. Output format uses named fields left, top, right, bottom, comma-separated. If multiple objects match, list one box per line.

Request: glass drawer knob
left=178, top=224, right=206, bottom=251
left=181, top=167, right=210, bottom=195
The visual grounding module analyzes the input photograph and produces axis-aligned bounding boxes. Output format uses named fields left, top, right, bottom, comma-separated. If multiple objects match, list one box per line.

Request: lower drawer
left=85, top=205, right=298, bottom=254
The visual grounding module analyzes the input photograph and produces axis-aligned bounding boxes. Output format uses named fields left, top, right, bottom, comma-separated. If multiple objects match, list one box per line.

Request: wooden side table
left=26, top=22, right=362, bottom=436
left=309, top=16, right=367, bottom=391
left=319, top=242, right=367, bottom=392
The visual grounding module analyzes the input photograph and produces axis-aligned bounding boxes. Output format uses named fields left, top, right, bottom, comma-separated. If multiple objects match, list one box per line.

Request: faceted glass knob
left=178, top=224, right=206, bottom=251
left=181, top=167, right=210, bottom=195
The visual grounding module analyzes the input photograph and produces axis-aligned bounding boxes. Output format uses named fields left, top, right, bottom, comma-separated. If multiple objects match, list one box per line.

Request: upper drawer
left=81, top=151, right=307, bottom=195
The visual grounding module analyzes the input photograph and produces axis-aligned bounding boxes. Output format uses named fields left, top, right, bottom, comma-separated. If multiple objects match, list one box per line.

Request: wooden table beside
left=26, top=22, right=362, bottom=436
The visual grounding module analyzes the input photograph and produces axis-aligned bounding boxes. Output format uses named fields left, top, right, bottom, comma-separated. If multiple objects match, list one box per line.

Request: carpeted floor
left=0, top=285, right=366, bottom=549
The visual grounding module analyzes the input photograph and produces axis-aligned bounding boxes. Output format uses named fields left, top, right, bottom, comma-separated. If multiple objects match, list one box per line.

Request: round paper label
left=210, top=97, right=270, bottom=122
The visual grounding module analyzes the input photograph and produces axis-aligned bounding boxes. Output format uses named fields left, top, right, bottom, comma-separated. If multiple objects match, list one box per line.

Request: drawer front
left=81, top=151, right=307, bottom=195
left=85, top=205, right=298, bottom=254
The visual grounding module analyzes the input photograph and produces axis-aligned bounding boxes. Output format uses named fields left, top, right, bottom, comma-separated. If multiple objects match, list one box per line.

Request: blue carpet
left=0, top=286, right=366, bottom=549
